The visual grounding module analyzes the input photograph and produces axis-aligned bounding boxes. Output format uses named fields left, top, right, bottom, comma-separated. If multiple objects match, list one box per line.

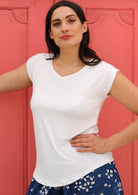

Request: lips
left=61, top=35, right=71, bottom=40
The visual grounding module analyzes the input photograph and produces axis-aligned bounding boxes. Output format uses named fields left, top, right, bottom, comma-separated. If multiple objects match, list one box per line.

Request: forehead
left=51, top=6, right=77, bottom=20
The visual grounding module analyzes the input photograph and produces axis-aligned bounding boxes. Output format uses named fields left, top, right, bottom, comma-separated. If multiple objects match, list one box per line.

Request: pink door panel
left=0, top=8, right=28, bottom=195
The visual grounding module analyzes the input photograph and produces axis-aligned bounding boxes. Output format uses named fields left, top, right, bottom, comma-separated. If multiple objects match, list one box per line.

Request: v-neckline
left=50, top=59, right=87, bottom=79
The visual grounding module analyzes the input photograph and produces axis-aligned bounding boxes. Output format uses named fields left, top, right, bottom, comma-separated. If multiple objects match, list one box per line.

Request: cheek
left=50, top=32, right=53, bottom=39
left=75, top=29, right=83, bottom=42
left=50, top=32, right=60, bottom=46
left=50, top=30, right=56, bottom=39
left=73, top=25, right=84, bottom=39
left=50, top=26, right=60, bottom=39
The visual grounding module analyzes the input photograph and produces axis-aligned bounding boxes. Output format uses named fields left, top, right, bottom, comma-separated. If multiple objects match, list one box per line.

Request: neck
left=56, top=46, right=83, bottom=67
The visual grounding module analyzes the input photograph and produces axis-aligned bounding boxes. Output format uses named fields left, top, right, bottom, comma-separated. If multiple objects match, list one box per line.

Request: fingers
left=70, top=134, right=103, bottom=153
left=71, top=134, right=96, bottom=139
left=70, top=137, right=88, bottom=144
left=77, top=148, right=92, bottom=152
left=69, top=133, right=108, bottom=154
left=70, top=137, right=89, bottom=148
left=71, top=142, right=89, bottom=148
left=70, top=134, right=97, bottom=145
left=70, top=134, right=96, bottom=149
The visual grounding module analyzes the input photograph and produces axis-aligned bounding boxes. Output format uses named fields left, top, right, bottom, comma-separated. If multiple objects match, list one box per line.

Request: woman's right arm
left=0, top=62, right=32, bottom=92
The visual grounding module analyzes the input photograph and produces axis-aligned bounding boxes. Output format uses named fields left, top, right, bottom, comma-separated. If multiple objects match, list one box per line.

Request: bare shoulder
left=109, top=71, right=138, bottom=115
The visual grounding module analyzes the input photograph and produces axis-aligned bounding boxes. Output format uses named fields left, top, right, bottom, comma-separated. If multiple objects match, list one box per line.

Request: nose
left=61, top=22, right=69, bottom=32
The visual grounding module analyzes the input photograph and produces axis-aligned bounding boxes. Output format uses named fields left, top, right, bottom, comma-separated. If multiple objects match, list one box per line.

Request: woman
left=0, top=0, right=138, bottom=194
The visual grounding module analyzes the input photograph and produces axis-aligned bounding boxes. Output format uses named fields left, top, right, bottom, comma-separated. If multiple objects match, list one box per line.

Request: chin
left=59, top=41, right=81, bottom=49
left=55, top=38, right=82, bottom=48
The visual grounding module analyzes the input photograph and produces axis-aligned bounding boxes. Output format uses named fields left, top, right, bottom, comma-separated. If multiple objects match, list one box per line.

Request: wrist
left=104, top=137, right=112, bottom=152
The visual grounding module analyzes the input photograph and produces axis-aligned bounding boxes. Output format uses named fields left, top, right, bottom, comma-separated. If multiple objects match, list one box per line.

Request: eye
left=68, top=19, right=76, bottom=23
left=53, top=22, right=60, bottom=27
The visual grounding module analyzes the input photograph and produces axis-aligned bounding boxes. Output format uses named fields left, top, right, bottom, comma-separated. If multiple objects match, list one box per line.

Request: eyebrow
left=51, top=14, right=77, bottom=23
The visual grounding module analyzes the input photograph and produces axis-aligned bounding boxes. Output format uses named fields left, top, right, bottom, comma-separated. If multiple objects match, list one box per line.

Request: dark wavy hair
left=45, top=0, right=101, bottom=66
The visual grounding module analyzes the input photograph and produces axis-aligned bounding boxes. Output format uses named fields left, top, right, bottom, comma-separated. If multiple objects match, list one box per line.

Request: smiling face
left=49, top=6, right=87, bottom=49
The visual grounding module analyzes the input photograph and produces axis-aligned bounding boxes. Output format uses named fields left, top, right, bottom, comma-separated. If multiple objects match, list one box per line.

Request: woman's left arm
left=104, top=71, right=138, bottom=152
left=70, top=71, right=138, bottom=153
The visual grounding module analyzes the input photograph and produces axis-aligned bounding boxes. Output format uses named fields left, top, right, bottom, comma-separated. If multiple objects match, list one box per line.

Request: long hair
left=45, top=0, right=101, bottom=66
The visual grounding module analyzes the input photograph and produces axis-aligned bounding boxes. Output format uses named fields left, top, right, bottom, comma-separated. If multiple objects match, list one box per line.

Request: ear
left=82, top=21, right=88, bottom=33
left=49, top=29, right=54, bottom=39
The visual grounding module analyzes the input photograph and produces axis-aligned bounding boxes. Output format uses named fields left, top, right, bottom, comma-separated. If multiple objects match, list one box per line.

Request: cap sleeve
left=26, top=53, right=52, bottom=82
left=26, top=55, right=34, bottom=81
left=97, top=61, right=119, bottom=97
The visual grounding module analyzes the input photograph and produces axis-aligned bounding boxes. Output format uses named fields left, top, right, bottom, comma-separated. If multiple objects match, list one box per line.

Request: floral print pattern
left=26, top=161, right=124, bottom=195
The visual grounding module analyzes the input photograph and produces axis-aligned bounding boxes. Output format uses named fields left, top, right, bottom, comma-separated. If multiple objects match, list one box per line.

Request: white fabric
left=27, top=53, right=119, bottom=187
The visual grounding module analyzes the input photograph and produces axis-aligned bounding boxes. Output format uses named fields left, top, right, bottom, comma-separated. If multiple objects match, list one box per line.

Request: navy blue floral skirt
left=26, top=161, right=124, bottom=195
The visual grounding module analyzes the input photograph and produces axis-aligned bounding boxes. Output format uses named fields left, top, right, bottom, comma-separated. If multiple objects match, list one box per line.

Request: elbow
left=133, top=110, right=138, bottom=116
left=131, top=105, right=138, bottom=116
left=135, top=112, right=138, bottom=116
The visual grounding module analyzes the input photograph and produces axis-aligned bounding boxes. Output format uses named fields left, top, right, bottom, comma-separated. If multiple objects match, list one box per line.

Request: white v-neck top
left=27, top=53, right=119, bottom=187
